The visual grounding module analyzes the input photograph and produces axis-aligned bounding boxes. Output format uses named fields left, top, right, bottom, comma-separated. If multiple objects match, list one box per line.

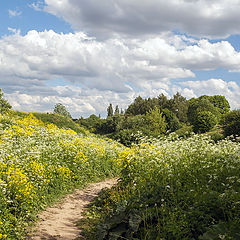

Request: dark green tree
left=114, top=105, right=120, bottom=115
left=162, top=108, right=180, bottom=132
left=158, top=93, right=168, bottom=109
left=221, top=110, right=240, bottom=137
left=0, top=89, right=12, bottom=114
left=107, top=103, right=113, bottom=118
left=193, top=111, right=218, bottom=133
left=188, top=98, right=220, bottom=125
left=125, top=96, right=147, bottom=115
left=53, top=103, right=71, bottom=118
left=166, top=92, right=189, bottom=122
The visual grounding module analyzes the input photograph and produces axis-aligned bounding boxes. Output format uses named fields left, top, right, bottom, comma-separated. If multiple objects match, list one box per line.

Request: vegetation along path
left=28, top=179, right=117, bottom=240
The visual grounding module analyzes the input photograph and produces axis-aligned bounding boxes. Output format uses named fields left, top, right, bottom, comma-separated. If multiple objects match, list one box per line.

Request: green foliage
left=175, top=124, right=193, bottom=137
left=198, top=95, right=230, bottom=115
left=166, top=92, right=189, bottom=122
left=87, top=135, right=240, bottom=240
left=125, top=96, right=148, bottom=116
left=221, top=110, right=240, bottom=138
left=107, top=104, right=114, bottom=118
left=188, top=97, right=220, bottom=125
left=0, top=89, right=12, bottom=114
left=32, top=112, right=87, bottom=135
left=193, top=111, right=218, bottom=133
left=77, top=114, right=103, bottom=133
left=53, top=103, right=71, bottom=118
left=162, top=108, right=180, bottom=132
left=113, top=129, right=139, bottom=146
left=114, top=105, right=120, bottom=116
left=144, top=107, right=167, bottom=136
left=0, top=113, right=124, bottom=239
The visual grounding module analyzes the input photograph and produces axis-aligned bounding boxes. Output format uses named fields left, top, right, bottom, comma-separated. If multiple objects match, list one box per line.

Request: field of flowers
left=0, top=112, right=124, bottom=239
left=91, top=134, right=240, bottom=240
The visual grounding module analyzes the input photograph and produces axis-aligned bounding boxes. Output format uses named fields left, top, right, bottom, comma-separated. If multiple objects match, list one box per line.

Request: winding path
left=28, top=178, right=117, bottom=240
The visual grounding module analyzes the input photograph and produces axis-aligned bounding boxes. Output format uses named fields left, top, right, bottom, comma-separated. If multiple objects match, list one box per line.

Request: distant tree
left=107, top=103, right=113, bottom=118
left=53, top=103, right=71, bottom=118
left=0, top=89, right=12, bottom=114
left=114, top=105, right=120, bottom=115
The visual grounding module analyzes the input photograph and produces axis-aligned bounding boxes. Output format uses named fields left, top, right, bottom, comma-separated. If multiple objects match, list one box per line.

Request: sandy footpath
left=27, top=178, right=117, bottom=240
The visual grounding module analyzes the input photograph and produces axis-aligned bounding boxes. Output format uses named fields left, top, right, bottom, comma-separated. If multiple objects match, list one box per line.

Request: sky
left=0, top=0, right=240, bottom=118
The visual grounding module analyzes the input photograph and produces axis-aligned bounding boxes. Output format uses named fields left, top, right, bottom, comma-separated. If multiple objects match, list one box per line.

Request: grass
left=84, top=134, right=240, bottom=240
left=0, top=112, right=124, bottom=239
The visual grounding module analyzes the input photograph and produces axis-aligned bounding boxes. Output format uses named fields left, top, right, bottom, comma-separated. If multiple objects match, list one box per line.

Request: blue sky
left=0, top=0, right=240, bottom=117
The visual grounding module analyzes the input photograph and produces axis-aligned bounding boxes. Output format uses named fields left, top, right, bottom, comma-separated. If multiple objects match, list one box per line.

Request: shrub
left=221, top=110, right=240, bottom=137
left=193, top=111, right=218, bottom=133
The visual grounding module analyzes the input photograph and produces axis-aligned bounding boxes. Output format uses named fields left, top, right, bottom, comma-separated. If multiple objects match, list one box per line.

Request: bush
left=113, top=129, right=139, bottom=146
left=175, top=124, right=193, bottom=137
left=193, top=111, right=218, bottom=133
left=221, top=110, right=240, bottom=137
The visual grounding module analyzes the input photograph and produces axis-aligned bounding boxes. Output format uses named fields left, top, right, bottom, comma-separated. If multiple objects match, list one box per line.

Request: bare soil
left=27, top=178, right=117, bottom=240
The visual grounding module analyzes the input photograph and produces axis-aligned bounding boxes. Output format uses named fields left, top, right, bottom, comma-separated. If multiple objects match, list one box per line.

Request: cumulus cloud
left=44, top=0, right=240, bottom=39
left=1, top=29, right=240, bottom=116
left=180, top=79, right=240, bottom=110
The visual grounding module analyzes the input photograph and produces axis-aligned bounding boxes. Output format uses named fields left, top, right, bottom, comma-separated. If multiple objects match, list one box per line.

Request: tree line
left=77, top=92, right=239, bottom=145
left=0, top=88, right=238, bottom=146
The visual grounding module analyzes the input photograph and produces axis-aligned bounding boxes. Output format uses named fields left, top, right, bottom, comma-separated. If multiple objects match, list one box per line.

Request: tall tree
left=125, top=96, right=147, bottom=115
left=53, top=103, right=71, bottom=118
left=167, top=92, right=189, bottom=122
left=145, top=106, right=167, bottom=136
left=114, top=105, right=120, bottom=115
left=158, top=93, right=168, bottom=109
left=107, top=103, right=113, bottom=117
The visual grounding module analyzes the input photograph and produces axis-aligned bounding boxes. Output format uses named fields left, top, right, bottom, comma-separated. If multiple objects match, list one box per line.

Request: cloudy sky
left=1, top=0, right=240, bottom=118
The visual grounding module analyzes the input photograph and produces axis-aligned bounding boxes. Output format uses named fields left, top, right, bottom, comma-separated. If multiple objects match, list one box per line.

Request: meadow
left=88, top=134, right=240, bottom=240
left=0, top=112, right=124, bottom=239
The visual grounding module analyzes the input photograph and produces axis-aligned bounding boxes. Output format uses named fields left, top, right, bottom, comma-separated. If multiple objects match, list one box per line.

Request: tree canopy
left=53, top=103, right=71, bottom=118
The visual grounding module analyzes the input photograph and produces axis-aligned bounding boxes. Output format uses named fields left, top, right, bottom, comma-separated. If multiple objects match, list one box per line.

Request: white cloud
left=1, top=30, right=240, bottom=116
left=8, top=9, right=22, bottom=17
left=44, top=0, right=240, bottom=39
left=7, top=28, right=21, bottom=35
left=29, top=1, right=45, bottom=11
left=180, top=79, right=240, bottom=110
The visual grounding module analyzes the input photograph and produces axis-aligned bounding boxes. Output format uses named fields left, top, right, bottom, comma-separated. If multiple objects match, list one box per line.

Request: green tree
left=125, top=96, right=147, bottom=115
left=193, top=111, right=218, bottom=133
left=0, top=89, right=12, bottom=114
left=162, top=108, right=180, bottom=132
left=166, top=92, right=189, bottom=122
left=114, top=105, right=120, bottom=116
left=53, top=103, right=71, bottom=118
left=221, top=110, right=240, bottom=137
left=158, top=93, right=168, bottom=110
left=107, top=103, right=113, bottom=118
left=188, top=98, right=220, bottom=125
left=145, top=106, right=167, bottom=136
left=200, top=95, right=230, bottom=114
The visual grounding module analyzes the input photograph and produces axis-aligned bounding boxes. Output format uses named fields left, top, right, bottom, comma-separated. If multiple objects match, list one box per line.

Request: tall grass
left=90, top=134, right=240, bottom=240
left=0, top=112, right=124, bottom=239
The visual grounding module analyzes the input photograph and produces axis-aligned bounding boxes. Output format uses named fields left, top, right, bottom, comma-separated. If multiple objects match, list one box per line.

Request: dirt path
left=28, top=178, right=117, bottom=240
